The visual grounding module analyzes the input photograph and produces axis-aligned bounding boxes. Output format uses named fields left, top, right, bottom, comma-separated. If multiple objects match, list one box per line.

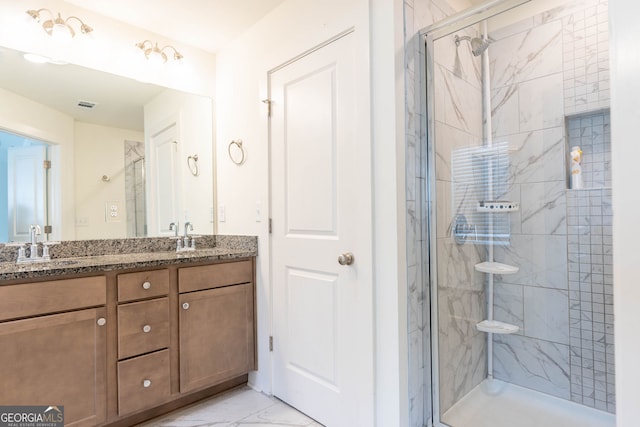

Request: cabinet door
left=0, top=308, right=107, bottom=427
left=179, top=283, right=255, bottom=393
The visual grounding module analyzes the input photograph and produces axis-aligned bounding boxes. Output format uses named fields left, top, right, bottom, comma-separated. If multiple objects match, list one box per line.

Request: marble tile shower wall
left=489, top=0, right=613, bottom=413
left=404, top=0, right=478, bottom=424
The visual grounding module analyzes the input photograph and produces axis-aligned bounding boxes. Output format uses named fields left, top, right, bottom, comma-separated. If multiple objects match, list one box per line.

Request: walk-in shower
left=417, top=0, right=615, bottom=426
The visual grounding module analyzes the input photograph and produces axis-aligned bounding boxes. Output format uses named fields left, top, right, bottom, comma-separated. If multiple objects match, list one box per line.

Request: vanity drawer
left=118, top=298, right=169, bottom=359
left=178, top=260, right=253, bottom=293
left=117, top=349, right=170, bottom=416
left=117, top=269, right=169, bottom=302
left=0, top=276, right=106, bottom=322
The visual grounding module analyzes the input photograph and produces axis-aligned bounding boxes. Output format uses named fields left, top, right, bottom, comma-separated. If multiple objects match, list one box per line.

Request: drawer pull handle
left=182, top=302, right=190, bottom=310
left=142, top=379, right=152, bottom=388
left=97, top=318, right=106, bottom=326
left=142, top=325, right=151, bottom=333
left=142, top=281, right=152, bottom=290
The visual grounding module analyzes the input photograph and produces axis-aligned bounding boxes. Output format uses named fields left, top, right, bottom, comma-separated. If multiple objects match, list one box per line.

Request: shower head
left=454, top=34, right=492, bottom=56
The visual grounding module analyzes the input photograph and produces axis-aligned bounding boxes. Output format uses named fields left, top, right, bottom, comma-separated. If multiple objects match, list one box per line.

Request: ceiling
left=63, top=0, right=288, bottom=54
left=0, top=46, right=166, bottom=132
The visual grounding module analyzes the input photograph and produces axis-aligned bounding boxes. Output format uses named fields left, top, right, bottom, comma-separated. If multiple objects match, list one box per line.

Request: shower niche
left=565, top=109, right=612, bottom=191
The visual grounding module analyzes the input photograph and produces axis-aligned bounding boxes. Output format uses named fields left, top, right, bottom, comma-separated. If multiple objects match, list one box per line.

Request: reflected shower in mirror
left=124, top=140, right=147, bottom=238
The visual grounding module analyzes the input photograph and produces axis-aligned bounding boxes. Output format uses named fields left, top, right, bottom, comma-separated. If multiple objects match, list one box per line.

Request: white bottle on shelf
left=570, top=146, right=584, bottom=189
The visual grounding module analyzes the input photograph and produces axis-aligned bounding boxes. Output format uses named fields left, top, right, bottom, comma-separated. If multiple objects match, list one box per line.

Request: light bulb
left=51, top=23, right=73, bottom=43
left=147, top=49, right=166, bottom=67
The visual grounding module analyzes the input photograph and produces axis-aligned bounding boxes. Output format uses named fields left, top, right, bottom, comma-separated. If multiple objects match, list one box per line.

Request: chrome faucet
left=169, top=222, right=179, bottom=237
left=183, top=222, right=193, bottom=247
left=29, top=224, right=41, bottom=259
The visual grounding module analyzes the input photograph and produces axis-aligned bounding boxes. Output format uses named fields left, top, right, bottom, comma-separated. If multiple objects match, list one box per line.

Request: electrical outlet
left=106, top=201, right=121, bottom=223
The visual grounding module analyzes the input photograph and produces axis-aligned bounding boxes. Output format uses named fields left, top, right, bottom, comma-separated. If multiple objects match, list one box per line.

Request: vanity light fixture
left=26, top=9, right=93, bottom=42
left=135, top=40, right=184, bottom=65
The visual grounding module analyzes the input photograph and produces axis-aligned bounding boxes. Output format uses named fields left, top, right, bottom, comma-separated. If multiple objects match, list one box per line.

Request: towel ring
left=228, top=140, right=245, bottom=165
left=187, top=154, right=199, bottom=176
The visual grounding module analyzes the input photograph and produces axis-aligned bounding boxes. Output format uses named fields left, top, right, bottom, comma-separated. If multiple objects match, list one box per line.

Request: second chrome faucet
left=170, top=221, right=196, bottom=252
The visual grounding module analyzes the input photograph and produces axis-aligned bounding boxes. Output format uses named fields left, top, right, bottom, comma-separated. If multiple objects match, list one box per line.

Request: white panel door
left=149, top=123, right=181, bottom=236
left=271, top=32, right=373, bottom=426
left=7, top=145, right=46, bottom=242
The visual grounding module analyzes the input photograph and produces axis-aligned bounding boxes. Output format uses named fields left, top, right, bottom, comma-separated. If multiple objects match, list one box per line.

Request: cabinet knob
left=182, top=302, right=190, bottom=310
left=142, top=325, right=151, bottom=333
left=142, top=281, right=152, bottom=290
left=97, top=318, right=106, bottom=326
left=142, top=379, right=152, bottom=388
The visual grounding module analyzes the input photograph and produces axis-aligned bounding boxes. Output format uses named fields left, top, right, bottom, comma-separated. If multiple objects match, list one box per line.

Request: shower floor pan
left=441, top=379, right=615, bottom=427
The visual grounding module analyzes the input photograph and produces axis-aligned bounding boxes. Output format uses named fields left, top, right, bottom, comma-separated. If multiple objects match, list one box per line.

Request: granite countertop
left=0, top=235, right=257, bottom=282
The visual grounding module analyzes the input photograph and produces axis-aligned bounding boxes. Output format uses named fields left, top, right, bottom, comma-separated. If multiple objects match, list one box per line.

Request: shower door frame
left=419, top=0, right=531, bottom=425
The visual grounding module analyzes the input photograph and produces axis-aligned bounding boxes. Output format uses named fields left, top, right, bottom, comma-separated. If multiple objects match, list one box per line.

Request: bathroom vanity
left=0, top=236, right=257, bottom=427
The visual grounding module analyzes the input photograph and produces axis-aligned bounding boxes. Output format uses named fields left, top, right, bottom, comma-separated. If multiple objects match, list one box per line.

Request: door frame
left=266, top=28, right=375, bottom=425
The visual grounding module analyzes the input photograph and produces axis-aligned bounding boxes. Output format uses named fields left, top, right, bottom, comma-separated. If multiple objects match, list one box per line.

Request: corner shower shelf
left=474, top=262, right=519, bottom=275
left=476, top=320, right=520, bottom=334
left=477, top=200, right=520, bottom=212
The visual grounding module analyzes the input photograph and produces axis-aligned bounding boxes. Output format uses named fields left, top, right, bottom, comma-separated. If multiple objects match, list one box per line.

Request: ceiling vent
left=77, top=100, right=96, bottom=109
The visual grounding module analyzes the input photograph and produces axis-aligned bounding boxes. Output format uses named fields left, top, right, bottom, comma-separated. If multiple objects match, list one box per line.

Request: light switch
left=255, top=201, right=262, bottom=222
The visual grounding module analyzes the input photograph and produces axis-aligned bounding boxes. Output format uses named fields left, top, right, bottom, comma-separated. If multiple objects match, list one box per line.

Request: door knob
left=338, top=252, right=354, bottom=266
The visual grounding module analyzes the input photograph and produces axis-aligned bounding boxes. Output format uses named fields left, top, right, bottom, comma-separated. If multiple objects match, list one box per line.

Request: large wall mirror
left=0, top=45, right=214, bottom=243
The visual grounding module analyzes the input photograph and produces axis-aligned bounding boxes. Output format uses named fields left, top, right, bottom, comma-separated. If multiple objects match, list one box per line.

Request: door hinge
left=44, top=225, right=52, bottom=234
left=269, top=218, right=272, bottom=234
left=43, top=160, right=51, bottom=169
left=262, top=99, right=272, bottom=118
left=269, top=336, right=273, bottom=352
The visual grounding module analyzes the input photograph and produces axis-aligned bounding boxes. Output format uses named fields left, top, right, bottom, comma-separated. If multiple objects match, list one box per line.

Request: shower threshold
left=441, top=379, right=615, bottom=427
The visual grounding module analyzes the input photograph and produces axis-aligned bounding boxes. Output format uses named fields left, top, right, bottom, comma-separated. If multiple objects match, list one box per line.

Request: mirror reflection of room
left=0, top=46, right=214, bottom=243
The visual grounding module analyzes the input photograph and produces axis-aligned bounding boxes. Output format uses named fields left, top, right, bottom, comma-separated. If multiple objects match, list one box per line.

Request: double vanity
left=0, top=235, right=257, bottom=427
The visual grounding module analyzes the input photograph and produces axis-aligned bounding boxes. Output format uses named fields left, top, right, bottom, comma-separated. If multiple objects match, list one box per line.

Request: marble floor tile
left=140, top=386, right=322, bottom=427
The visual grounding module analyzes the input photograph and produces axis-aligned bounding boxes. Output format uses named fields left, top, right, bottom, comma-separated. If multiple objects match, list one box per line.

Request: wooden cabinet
left=116, top=269, right=171, bottom=416
left=0, top=277, right=107, bottom=427
left=117, top=269, right=169, bottom=303
left=117, top=298, right=170, bottom=360
left=178, top=261, right=256, bottom=393
left=117, top=349, right=170, bottom=415
left=0, top=257, right=255, bottom=426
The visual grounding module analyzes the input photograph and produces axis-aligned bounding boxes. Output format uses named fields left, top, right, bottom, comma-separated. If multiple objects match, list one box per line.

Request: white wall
left=370, top=0, right=409, bottom=425
left=0, top=87, right=75, bottom=241
left=215, top=0, right=408, bottom=425
left=610, top=1, right=640, bottom=425
left=74, top=122, right=143, bottom=239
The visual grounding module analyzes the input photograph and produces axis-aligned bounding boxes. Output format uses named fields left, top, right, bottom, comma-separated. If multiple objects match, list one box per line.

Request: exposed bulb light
left=23, top=53, right=68, bottom=65
left=135, top=40, right=183, bottom=65
left=26, top=9, right=93, bottom=41
left=23, top=53, right=50, bottom=64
